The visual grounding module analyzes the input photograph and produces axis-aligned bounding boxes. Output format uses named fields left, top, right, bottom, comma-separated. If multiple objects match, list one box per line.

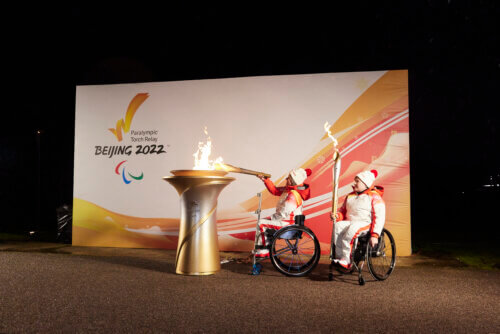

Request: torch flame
left=193, top=127, right=223, bottom=170
left=324, top=121, right=340, bottom=160
left=323, top=121, right=338, bottom=147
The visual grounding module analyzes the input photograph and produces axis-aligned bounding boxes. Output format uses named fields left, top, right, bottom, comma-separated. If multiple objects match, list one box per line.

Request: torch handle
left=253, top=192, right=263, bottom=266
left=329, top=151, right=341, bottom=261
left=217, top=163, right=271, bottom=178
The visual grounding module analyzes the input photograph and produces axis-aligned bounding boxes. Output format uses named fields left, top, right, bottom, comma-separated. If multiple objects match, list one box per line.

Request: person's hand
left=257, top=175, right=268, bottom=181
left=369, top=236, right=378, bottom=248
left=329, top=212, right=339, bottom=221
left=333, top=147, right=340, bottom=159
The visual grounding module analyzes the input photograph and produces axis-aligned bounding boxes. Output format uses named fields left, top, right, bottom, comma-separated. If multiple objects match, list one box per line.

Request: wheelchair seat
left=277, top=215, right=305, bottom=239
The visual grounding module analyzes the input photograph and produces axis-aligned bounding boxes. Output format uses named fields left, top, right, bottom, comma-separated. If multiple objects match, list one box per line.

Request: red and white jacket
left=337, top=186, right=385, bottom=238
left=263, top=178, right=311, bottom=223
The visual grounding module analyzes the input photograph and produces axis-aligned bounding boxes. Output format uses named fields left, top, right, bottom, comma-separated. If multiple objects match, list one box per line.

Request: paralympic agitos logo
left=115, top=160, right=143, bottom=184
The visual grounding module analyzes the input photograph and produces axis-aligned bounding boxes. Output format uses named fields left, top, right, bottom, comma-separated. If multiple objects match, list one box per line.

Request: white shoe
left=338, top=259, right=352, bottom=269
left=254, top=249, right=270, bottom=258
left=332, top=258, right=351, bottom=269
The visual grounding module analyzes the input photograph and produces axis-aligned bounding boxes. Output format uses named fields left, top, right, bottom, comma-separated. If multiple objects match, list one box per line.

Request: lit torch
left=324, top=121, right=341, bottom=261
left=193, top=126, right=224, bottom=170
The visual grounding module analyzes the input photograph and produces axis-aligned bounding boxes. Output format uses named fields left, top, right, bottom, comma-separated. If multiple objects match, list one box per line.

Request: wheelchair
left=252, top=214, right=321, bottom=277
left=329, top=228, right=396, bottom=285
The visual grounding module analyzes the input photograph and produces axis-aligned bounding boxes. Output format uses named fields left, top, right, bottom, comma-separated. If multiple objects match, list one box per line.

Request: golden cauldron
left=163, top=170, right=235, bottom=275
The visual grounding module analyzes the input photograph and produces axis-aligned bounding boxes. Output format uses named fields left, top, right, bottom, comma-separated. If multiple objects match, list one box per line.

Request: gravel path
left=0, top=249, right=498, bottom=333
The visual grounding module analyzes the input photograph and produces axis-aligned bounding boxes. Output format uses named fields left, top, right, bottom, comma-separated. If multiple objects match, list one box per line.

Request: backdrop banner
left=73, top=70, right=411, bottom=255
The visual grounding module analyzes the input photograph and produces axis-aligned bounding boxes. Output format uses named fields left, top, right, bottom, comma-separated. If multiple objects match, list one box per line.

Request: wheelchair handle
left=294, top=215, right=305, bottom=226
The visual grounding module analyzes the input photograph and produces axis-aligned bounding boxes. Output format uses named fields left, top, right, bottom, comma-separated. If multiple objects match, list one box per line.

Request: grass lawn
left=412, top=240, right=500, bottom=270
left=0, top=233, right=30, bottom=241
left=0, top=231, right=56, bottom=242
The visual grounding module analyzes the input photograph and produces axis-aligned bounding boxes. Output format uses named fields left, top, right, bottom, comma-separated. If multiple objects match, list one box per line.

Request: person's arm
left=369, top=193, right=386, bottom=246
left=262, top=178, right=283, bottom=196
left=330, top=197, right=347, bottom=221
left=338, top=197, right=347, bottom=221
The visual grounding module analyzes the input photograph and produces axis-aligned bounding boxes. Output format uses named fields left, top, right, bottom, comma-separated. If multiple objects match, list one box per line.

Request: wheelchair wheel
left=366, top=228, right=396, bottom=280
left=270, top=225, right=320, bottom=277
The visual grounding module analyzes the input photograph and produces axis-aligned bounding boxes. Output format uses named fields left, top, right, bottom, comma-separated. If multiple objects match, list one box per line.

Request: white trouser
left=334, top=220, right=371, bottom=264
left=255, top=218, right=292, bottom=248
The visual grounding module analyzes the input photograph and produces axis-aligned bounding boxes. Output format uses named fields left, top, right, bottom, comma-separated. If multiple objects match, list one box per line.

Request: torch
left=214, top=162, right=271, bottom=179
left=324, top=122, right=341, bottom=261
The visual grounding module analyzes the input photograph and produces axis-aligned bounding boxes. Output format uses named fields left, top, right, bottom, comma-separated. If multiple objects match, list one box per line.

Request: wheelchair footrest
left=251, top=263, right=262, bottom=275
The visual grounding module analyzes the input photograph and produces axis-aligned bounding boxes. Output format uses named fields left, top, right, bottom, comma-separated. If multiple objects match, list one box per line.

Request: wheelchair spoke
left=274, top=250, right=313, bottom=272
left=294, top=254, right=305, bottom=268
left=298, top=252, right=312, bottom=266
left=296, top=253, right=304, bottom=265
left=297, top=246, right=315, bottom=250
left=273, top=246, right=292, bottom=256
left=285, top=239, right=296, bottom=252
left=297, top=251, right=314, bottom=260
left=288, top=255, right=295, bottom=272
left=297, top=238, right=314, bottom=246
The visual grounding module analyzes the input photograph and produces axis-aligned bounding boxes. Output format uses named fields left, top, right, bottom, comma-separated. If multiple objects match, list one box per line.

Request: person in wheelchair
left=330, top=169, right=385, bottom=271
left=253, top=168, right=312, bottom=258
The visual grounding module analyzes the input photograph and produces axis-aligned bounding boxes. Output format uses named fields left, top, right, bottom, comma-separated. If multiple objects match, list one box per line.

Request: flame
left=193, top=126, right=224, bottom=170
left=324, top=121, right=340, bottom=161
left=323, top=121, right=338, bottom=147
left=214, top=159, right=227, bottom=171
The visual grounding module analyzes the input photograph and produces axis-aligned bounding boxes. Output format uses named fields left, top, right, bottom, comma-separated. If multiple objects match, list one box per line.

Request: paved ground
left=0, top=242, right=499, bottom=333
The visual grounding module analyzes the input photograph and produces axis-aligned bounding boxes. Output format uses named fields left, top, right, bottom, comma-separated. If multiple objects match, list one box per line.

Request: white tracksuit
left=334, top=188, right=385, bottom=264
left=254, top=179, right=309, bottom=257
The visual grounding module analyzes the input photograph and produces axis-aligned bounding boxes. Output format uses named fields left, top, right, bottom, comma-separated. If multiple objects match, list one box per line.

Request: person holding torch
left=253, top=168, right=312, bottom=259
left=330, top=169, right=386, bottom=270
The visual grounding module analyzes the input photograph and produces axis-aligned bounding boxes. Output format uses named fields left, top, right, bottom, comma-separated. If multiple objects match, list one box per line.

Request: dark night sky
left=2, top=2, right=499, bottom=240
